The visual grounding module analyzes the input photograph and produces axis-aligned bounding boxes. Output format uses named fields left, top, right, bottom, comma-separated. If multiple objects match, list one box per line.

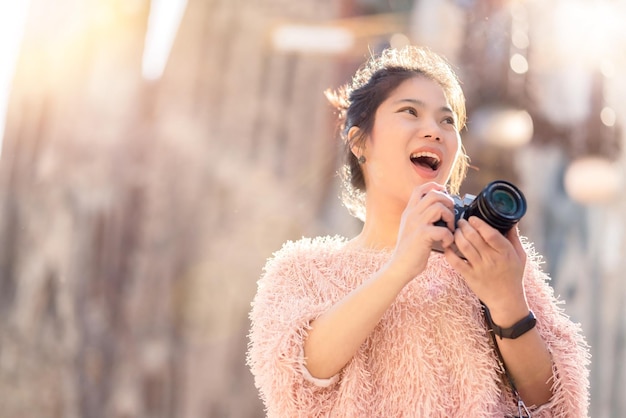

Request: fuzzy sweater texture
left=247, top=236, right=590, bottom=417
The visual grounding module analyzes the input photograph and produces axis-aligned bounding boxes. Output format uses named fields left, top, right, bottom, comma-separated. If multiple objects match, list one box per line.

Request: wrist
left=383, top=257, right=420, bottom=286
left=481, top=302, right=536, bottom=339
left=370, top=261, right=413, bottom=293
left=481, top=293, right=529, bottom=328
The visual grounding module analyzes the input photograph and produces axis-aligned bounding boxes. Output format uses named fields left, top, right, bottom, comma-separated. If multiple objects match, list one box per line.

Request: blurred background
left=0, top=0, right=624, bottom=417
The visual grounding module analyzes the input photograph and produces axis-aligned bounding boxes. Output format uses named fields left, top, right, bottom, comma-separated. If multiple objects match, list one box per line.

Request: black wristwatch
left=482, top=303, right=537, bottom=339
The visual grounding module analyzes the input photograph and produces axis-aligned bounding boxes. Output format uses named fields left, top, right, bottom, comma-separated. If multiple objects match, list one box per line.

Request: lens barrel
left=464, top=180, right=527, bottom=234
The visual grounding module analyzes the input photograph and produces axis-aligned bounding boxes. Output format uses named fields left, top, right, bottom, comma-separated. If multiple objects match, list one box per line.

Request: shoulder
left=266, top=235, right=348, bottom=267
left=260, top=235, right=349, bottom=281
left=253, top=236, right=352, bottom=306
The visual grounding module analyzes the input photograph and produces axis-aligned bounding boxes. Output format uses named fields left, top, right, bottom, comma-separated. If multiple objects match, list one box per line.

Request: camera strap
left=481, top=302, right=532, bottom=418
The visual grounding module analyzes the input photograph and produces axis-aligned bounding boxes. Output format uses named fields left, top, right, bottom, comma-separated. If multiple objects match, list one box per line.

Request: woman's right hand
left=388, top=182, right=456, bottom=283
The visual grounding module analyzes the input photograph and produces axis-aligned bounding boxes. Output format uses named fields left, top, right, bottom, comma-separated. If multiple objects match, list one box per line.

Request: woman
left=247, top=46, right=589, bottom=417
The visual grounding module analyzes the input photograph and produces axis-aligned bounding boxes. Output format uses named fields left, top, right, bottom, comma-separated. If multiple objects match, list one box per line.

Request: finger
left=423, top=198, right=455, bottom=230
left=403, top=201, right=455, bottom=236
left=453, top=219, right=481, bottom=262
left=409, top=182, right=447, bottom=204
left=417, top=190, right=454, bottom=209
left=404, top=187, right=453, bottom=215
left=429, top=224, right=455, bottom=249
left=443, top=246, right=471, bottom=275
left=505, top=224, right=528, bottom=261
left=467, top=216, right=508, bottom=251
left=414, top=188, right=455, bottom=229
left=399, top=198, right=456, bottom=248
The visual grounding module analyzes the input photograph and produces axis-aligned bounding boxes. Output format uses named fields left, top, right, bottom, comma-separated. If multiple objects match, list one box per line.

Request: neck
left=351, top=194, right=404, bottom=250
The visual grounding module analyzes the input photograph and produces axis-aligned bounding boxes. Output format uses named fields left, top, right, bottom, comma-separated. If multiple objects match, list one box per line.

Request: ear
left=347, top=126, right=364, bottom=157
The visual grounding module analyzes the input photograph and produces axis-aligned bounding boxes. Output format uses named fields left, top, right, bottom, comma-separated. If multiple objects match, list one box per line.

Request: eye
left=442, top=116, right=457, bottom=126
left=399, top=107, right=418, bottom=117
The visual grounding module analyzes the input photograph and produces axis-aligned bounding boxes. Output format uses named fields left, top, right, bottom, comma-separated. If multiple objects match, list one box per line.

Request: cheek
left=443, top=136, right=462, bottom=177
left=362, top=147, right=400, bottom=185
left=449, top=135, right=462, bottom=160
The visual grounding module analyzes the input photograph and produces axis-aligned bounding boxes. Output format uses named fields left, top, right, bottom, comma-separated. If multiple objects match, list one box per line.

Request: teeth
left=410, top=151, right=440, bottom=163
left=410, top=151, right=441, bottom=171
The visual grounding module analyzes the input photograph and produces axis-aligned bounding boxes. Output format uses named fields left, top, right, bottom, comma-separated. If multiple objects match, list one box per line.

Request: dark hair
left=326, top=46, right=469, bottom=220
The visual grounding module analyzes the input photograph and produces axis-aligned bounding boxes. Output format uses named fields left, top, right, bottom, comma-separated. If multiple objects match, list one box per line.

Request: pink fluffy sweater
left=247, top=236, right=589, bottom=417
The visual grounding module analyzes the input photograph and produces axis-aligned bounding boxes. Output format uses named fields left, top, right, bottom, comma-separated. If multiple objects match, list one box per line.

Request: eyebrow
left=393, top=98, right=454, bottom=115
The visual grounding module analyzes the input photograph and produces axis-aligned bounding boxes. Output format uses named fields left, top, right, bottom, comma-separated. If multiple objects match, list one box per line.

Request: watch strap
left=482, top=304, right=536, bottom=339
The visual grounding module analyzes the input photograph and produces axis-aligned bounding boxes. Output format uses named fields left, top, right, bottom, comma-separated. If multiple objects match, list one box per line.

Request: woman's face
left=358, top=76, right=461, bottom=207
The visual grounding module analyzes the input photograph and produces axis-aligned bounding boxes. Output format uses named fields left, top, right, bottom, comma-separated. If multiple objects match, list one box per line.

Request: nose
left=423, top=134, right=442, bottom=142
left=420, top=117, right=443, bottom=141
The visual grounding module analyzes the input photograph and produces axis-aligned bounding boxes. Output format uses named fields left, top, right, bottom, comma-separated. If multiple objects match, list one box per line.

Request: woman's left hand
left=443, top=216, right=528, bottom=315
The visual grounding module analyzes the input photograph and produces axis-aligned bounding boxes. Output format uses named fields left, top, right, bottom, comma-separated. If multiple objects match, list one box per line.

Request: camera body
left=433, top=180, right=527, bottom=256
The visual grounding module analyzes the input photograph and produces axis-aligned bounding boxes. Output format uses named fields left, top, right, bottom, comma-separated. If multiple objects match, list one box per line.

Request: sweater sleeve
left=246, top=240, right=341, bottom=417
left=517, top=243, right=591, bottom=418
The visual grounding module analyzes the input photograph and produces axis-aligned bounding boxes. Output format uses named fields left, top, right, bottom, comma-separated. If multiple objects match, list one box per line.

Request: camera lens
left=491, top=189, right=518, bottom=215
left=465, top=180, right=527, bottom=234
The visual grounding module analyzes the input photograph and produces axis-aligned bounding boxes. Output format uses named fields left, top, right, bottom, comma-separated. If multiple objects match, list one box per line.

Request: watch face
left=506, top=311, right=536, bottom=339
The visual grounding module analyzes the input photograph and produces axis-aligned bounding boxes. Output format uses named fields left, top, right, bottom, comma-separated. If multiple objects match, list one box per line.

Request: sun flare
left=0, top=1, right=31, bottom=155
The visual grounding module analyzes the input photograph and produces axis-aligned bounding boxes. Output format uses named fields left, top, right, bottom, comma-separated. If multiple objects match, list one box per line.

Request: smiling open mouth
left=410, top=151, right=441, bottom=171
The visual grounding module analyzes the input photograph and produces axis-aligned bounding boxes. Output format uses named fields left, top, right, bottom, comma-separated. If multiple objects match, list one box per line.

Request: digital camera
left=433, top=180, right=527, bottom=255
